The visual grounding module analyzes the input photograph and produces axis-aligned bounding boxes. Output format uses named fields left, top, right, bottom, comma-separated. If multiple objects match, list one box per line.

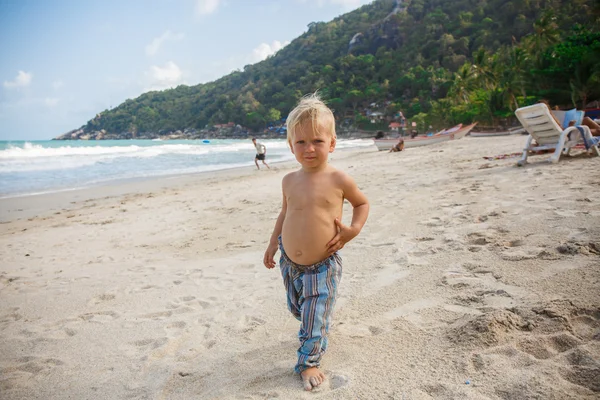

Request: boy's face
left=290, top=119, right=336, bottom=168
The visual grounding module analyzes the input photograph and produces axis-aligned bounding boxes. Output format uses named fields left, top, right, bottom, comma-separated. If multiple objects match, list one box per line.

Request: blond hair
left=286, top=93, right=336, bottom=146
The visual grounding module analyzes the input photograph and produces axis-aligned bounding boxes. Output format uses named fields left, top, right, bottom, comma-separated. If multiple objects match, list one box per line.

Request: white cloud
left=52, top=80, right=64, bottom=90
left=193, top=39, right=290, bottom=83
left=196, top=0, right=221, bottom=15
left=251, top=40, right=290, bottom=62
left=145, top=30, right=185, bottom=56
left=3, top=71, right=33, bottom=88
left=44, top=98, right=59, bottom=107
left=145, top=61, right=184, bottom=91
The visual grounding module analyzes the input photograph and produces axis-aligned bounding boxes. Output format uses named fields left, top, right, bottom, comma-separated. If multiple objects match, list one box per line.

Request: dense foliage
left=81, top=0, right=599, bottom=136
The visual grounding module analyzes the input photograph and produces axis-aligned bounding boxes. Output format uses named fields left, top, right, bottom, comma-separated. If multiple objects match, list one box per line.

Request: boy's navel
left=295, top=250, right=303, bottom=257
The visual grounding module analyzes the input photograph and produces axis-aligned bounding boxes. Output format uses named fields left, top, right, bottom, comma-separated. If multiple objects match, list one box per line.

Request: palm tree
left=496, top=45, right=531, bottom=111
left=527, top=10, right=560, bottom=68
left=471, top=48, right=495, bottom=91
left=448, top=63, right=477, bottom=104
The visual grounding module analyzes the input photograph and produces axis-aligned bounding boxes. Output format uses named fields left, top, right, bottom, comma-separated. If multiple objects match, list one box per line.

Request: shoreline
left=0, top=139, right=371, bottom=205
left=0, top=146, right=375, bottom=222
left=0, top=159, right=290, bottom=223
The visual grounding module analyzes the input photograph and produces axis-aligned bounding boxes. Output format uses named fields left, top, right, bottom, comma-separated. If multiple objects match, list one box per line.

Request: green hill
left=56, top=0, right=600, bottom=140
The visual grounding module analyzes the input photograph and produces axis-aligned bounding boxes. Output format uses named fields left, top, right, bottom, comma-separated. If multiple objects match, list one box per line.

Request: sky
left=0, top=0, right=373, bottom=140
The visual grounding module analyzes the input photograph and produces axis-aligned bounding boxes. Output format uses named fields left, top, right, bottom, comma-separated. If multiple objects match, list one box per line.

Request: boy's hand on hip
left=263, top=243, right=278, bottom=269
left=327, top=218, right=356, bottom=254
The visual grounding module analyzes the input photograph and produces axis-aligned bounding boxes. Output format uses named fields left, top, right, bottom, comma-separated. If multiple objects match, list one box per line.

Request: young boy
left=263, top=94, right=369, bottom=391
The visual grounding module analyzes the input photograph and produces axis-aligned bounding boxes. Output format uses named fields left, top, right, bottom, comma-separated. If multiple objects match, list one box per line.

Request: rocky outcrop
left=348, top=0, right=405, bottom=53
left=54, top=128, right=85, bottom=140
left=54, top=128, right=113, bottom=140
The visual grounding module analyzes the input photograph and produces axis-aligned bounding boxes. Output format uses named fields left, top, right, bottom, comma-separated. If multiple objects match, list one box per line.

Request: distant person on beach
left=389, top=137, right=404, bottom=152
left=538, top=100, right=600, bottom=137
left=538, top=100, right=564, bottom=126
left=579, top=116, right=600, bottom=136
left=251, top=138, right=270, bottom=170
left=585, top=118, right=600, bottom=136
left=263, top=94, right=369, bottom=392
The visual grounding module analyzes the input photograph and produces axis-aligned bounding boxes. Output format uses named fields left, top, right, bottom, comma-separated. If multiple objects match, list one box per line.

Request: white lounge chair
left=514, top=103, right=600, bottom=166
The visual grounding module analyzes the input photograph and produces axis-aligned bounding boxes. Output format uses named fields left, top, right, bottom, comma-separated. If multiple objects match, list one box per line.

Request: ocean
left=0, top=139, right=374, bottom=198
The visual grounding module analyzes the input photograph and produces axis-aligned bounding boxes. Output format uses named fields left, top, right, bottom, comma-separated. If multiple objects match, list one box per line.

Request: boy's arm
left=263, top=186, right=287, bottom=269
left=268, top=199, right=286, bottom=246
left=327, top=172, right=369, bottom=254
left=343, top=175, right=369, bottom=236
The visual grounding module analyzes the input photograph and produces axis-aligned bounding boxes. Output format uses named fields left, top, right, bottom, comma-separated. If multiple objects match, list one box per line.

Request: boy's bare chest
left=286, top=180, right=343, bottom=210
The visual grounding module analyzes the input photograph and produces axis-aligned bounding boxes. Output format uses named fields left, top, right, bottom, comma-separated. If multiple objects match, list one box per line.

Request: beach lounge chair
left=514, top=103, right=600, bottom=166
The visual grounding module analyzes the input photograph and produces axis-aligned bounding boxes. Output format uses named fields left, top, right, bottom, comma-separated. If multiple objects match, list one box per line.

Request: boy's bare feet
left=301, top=367, right=325, bottom=391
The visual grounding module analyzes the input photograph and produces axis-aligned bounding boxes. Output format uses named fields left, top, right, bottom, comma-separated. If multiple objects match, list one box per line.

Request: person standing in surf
left=252, top=138, right=270, bottom=170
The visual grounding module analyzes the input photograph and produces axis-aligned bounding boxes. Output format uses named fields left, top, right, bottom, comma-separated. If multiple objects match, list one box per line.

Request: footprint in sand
left=87, top=293, right=116, bottom=306
left=133, top=337, right=160, bottom=347
left=465, top=230, right=553, bottom=261
left=442, top=265, right=528, bottom=309
left=328, top=373, right=350, bottom=390
left=458, top=301, right=600, bottom=395
left=0, top=308, right=23, bottom=327
left=500, top=246, right=554, bottom=261
left=8, top=357, right=65, bottom=376
left=363, top=262, right=410, bottom=296
left=383, top=298, right=444, bottom=328
left=421, top=216, right=445, bottom=227
left=165, top=321, right=187, bottom=338
left=467, top=232, right=495, bottom=246
left=138, top=310, right=173, bottom=320
left=41, top=325, right=78, bottom=340
left=388, top=238, right=434, bottom=265
left=235, top=315, right=267, bottom=334
left=78, top=311, right=119, bottom=323
left=516, top=332, right=581, bottom=360
left=336, top=320, right=385, bottom=338
left=124, top=336, right=171, bottom=361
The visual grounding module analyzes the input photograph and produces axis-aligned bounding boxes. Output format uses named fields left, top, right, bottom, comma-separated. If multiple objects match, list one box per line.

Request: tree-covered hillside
left=59, top=0, right=600, bottom=139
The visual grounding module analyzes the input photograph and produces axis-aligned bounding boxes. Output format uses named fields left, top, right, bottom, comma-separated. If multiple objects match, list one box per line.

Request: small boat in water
left=373, top=123, right=477, bottom=151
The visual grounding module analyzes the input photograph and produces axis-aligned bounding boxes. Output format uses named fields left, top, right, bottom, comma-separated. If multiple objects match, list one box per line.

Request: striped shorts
left=278, top=236, right=342, bottom=373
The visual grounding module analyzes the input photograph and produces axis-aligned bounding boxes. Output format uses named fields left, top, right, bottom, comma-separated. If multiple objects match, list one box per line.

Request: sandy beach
left=1, top=135, right=599, bottom=399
